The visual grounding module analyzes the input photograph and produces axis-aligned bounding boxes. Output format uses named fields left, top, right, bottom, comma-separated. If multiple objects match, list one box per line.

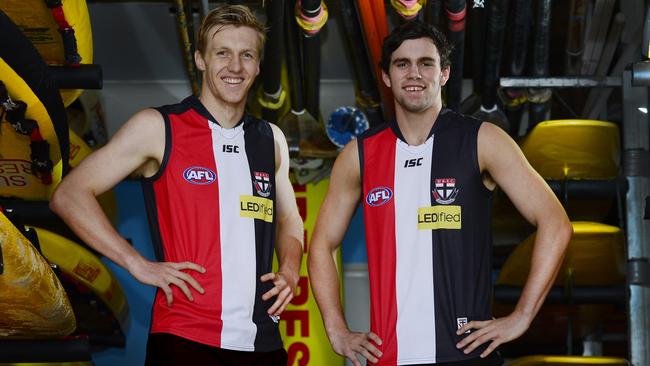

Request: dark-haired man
left=51, top=5, right=302, bottom=365
left=308, top=21, right=571, bottom=366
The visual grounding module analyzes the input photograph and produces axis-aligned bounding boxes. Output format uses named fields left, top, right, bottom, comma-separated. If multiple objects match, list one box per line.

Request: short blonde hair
left=197, top=5, right=266, bottom=56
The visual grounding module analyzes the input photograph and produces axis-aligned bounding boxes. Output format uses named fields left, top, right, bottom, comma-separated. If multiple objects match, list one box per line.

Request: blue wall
left=93, top=181, right=155, bottom=366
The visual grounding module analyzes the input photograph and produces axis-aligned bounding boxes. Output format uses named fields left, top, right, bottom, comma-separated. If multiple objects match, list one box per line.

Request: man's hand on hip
left=328, top=327, right=383, bottom=366
left=261, top=270, right=299, bottom=316
left=128, top=258, right=205, bottom=306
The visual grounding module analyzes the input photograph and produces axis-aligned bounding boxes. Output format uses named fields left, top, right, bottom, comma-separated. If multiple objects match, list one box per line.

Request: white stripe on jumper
left=212, top=122, right=257, bottom=351
left=394, top=136, right=436, bottom=363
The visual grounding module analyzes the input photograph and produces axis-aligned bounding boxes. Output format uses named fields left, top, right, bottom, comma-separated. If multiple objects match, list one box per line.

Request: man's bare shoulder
left=329, top=139, right=360, bottom=185
left=477, top=122, right=518, bottom=163
left=107, top=108, right=166, bottom=170
left=122, top=108, right=165, bottom=133
left=113, top=108, right=164, bottom=143
left=339, top=139, right=359, bottom=164
left=269, top=123, right=285, bottom=142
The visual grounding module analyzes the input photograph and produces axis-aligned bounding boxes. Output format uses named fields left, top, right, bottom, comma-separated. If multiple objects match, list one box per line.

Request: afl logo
left=183, top=166, right=216, bottom=185
left=366, top=187, right=393, bottom=207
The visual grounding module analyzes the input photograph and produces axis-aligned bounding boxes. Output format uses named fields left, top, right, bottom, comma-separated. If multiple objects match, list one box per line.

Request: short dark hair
left=380, top=21, right=452, bottom=74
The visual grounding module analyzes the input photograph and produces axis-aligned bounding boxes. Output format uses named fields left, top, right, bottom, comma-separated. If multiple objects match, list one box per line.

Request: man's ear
left=440, top=66, right=450, bottom=86
left=195, top=50, right=206, bottom=72
left=382, top=70, right=392, bottom=88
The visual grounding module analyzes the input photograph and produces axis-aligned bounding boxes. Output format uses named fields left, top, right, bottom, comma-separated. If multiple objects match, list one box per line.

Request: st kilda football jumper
left=142, top=96, right=281, bottom=352
left=359, top=109, right=495, bottom=365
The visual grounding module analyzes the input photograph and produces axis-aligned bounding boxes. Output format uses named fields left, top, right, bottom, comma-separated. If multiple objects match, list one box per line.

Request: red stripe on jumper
left=363, top=128, right=398, bottom=365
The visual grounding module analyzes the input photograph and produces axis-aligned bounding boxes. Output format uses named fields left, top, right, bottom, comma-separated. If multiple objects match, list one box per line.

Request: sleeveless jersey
left=358, top=109, right=494, bottom=364
left=142, top=96, right=281, bottom=352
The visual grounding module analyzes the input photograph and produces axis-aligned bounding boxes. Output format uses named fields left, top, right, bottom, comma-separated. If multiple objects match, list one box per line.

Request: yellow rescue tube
left=0, top=57, right=63, bottom=199
left=521, top=120, right=621, bottom=180
left=0, top=0, right=93, bottom=107
left=498, top=222, right=625, bottom=286
left=0, top=123, right=117, bottom=223
left=33, top=227, right=129, bottom=332
left=0, top=212, right=76, bottom=337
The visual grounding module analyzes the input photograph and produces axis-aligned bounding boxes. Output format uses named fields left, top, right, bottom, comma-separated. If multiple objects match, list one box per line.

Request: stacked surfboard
left=0, top=1, right=126, bottom=364
left=494, top=120, right=625, bottom=357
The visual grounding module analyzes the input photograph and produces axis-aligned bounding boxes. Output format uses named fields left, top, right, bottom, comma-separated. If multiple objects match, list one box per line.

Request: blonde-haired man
left=51, top=5, right=302, bottom=365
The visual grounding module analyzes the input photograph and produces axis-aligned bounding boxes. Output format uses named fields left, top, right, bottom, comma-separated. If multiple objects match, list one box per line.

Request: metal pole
left=623, top=69, right=650, bottom=366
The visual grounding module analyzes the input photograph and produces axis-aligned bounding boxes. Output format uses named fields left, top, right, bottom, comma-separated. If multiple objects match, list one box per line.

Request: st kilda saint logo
left=433, top=178, right=459, bottom=204
left=254, top=171, right=272, bottom=197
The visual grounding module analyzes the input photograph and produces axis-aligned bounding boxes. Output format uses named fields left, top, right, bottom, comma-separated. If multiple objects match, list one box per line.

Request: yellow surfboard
left=507, top=355, right=629, bottom=365
left=521, top=120, right=620, bottom=180
left=33, top=227, right=129, bottom=333
left=497, top=222, right=625, bottom=287
left=0, top=0, right=93, bottom=107
left=0, top=212, right=76, bottom=338
left=493, top=120, right=621, bottom=239
left=495, top=222, right=625, bottom=344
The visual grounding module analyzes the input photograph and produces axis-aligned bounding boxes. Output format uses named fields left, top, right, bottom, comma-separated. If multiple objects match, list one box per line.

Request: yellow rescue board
left=0, top=212, right=76, bottom=338
left=494, top=222, right=625, bottom=342
left=0, top=58, right=63, bottom=199
left=33, top=227, right=129, bottom=332
left=498, top=222, right=625, bottom=286
left=0, top=0, right=93, bottom=107
left=521, top=120, right=620, bottom=180
left=507, top=355, right=629, bottom=365
left=0, top=103, right=117, bottom=222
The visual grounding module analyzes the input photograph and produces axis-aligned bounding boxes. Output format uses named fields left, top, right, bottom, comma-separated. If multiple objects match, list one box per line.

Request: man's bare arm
left=260, top=125, right=304, bottom=316
left=50, top=109, right=205, bottom=306
left=456, top=122, right=572, bottom=357
left=308, top=140, right=382, bottom=366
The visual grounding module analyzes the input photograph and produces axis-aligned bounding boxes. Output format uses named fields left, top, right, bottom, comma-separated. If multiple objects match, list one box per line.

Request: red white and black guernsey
left=359, top=109, right=495, bottom=365
left=141, top=96, right=281, bottom=352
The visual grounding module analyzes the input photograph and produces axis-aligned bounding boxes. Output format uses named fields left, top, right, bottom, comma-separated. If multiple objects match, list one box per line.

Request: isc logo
left=366, top=187, right=393, bottom=207
left=404, top=158, right=423, bottom=168
left=183, top=166, right=216, bottom=185
left=223, top=144, right=239, bottom=153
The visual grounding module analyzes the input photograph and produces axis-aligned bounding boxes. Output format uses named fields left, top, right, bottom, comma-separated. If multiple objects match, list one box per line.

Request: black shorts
left=145, top=333, right=288, bottom=366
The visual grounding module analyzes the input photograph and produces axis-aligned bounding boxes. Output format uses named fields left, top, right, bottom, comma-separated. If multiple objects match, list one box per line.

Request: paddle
left=276, top=0, right=302, bottom=157
left=173, top=0, right=200, bottom=95
left=472, top=0, right=509, bottom=131
left=337, top=0, right=384, bottom=127
left=296, top=0, right=337, bottom=158
left=528, top=0, right=553, bottom=128
left=501, top=0, right=531, bottom=135
left=459, top=0, right=487, bottom=116
left=444, top=0, right=467, bottom=111
left=260, top=0, right=286, bottom=123
left=565, top=0, right=587, bottom=75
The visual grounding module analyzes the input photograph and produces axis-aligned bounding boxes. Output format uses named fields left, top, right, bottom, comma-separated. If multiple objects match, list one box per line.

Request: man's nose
left=228, top=56, right=242, bottom=72
left=406, top=64, right=422, bottom=79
